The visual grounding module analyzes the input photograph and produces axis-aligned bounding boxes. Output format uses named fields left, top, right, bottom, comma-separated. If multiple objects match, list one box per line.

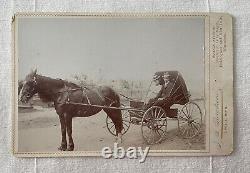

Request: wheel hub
left=188, top=119, right=194, bottom=124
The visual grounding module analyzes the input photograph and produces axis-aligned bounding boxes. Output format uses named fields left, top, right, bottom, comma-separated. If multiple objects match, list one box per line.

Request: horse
left=19, top=69, right=123, bottom=151
left=18, top=80, right=24, bottom=95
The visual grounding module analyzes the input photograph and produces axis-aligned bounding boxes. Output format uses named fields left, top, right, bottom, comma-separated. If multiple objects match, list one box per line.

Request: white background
left=0, top=0, right=248, bottom=172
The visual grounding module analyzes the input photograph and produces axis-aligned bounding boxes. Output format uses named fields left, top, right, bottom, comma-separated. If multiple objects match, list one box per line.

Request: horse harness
left=62, top=84, right=117, bottom=107
left=29, top=76, right=117, bottom=107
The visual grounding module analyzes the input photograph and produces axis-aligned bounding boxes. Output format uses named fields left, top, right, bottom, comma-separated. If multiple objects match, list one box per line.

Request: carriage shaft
left=66, top=101, right=144, bottom=112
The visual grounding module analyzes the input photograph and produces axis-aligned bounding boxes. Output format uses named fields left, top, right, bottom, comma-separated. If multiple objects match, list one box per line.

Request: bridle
left=19, top=76, right=38, bottom=101
left=28, top=76, right=38, bottom=93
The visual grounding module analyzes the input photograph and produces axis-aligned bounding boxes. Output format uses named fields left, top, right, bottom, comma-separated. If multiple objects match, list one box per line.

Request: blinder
left=20, top=76, right=38, bottom=102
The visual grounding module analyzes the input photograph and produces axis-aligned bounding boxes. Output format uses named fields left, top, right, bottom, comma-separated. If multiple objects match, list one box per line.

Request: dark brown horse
left=19, top=69, right=123, bottom=151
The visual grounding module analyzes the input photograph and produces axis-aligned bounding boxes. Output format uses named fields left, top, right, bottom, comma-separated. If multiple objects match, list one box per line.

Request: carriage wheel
left=106, top=110, right=131, bottom=136
left=141, top=106, right=168, bottom=144
left=178, top=102, right=202, bottom=139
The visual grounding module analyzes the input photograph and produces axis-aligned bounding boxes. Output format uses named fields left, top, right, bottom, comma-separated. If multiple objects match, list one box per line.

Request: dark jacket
left=155, top=81, right=174, bottom=100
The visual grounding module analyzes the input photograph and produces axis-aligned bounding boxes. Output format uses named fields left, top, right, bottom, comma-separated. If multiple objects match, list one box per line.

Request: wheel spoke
left=186, top=105, right=191, bottom=119
left=181, top=109, right=189, bottom=119
left=158, top=126, right=165, bottom=132
left=155, top=130, right=161, bottom=137
left=160, top=110, right=165, bottom=118
left=150, top=109, right=154, bottom=117
left=123, top=122, right=129, bottom=128
left=191, top=125, right=195, bottom=136
left=185, top=106, right=189, bottom=117
left=154, top=108, right=158, bottom=118
left=157, top=109, right=162, bottom=118
left=190, top=124, right=198, bottom=137
left=190, top=105, right=194, bottom=117
left=183, top=128, right=187, bottom=136
left=155, top=113, right=164, bottom=121
left=186, top=127, right=190, bottom=137
left=181, top=125, right=187, bottom=136
left=184, top=125, right=189, bottom=136
left=158, top=128, right=165, bottom=133
left=192, top=122, right=200, bottom=131
left=179, top=115, right=189, bottom=121
left=158, top=127, right=166, bottom=138
left=110, top=124, right=115, bottom=129
left=188, top=127, right=192, bottom=137
left=190, top=129, right=194, bottom=137
left=191, top=125, right=196, bottom=136
left=191, top=124, right=198, bottom=134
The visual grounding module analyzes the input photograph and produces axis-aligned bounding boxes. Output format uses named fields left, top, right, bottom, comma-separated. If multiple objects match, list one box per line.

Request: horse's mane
left=36, top=75, right=80, bottom=102
left=62, top=80, right=79, bottom=88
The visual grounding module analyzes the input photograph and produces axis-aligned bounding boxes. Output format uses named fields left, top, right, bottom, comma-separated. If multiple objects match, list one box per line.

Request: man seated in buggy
left=144, top=71, right=189, bottom=118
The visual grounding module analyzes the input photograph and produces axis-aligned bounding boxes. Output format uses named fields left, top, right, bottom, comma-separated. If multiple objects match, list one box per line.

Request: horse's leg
left=65, top=115, right=74, bottom=151
left=58, top=113, right=67, bottom=151
left=104, top=109, right=123, bottom=144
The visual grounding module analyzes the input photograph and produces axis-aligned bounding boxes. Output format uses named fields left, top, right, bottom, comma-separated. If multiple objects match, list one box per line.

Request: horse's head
left=19, top=69, right=38, bottom=103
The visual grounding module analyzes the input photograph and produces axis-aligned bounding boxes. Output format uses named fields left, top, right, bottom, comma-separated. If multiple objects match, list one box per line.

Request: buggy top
left=153, top=71, right=189, bottom=105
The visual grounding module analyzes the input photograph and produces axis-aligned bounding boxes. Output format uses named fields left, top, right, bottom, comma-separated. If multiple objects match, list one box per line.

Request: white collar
left=164, top=81, right=169, bottom=87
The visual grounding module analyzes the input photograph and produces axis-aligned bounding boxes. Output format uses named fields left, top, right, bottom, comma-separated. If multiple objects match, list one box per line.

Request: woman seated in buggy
left=144, top=71, right=190, bottom=118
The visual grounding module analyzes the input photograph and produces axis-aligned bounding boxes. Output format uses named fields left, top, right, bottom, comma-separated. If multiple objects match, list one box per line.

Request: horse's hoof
left=58, top=146, right=67, bottom=151
left=66, top=146, right=74, bottom=151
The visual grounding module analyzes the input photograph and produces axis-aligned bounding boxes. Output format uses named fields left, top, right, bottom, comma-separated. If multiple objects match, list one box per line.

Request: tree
left=120, top=80, right=130, bottom=89
left=71, top=73, right=88, bottom=86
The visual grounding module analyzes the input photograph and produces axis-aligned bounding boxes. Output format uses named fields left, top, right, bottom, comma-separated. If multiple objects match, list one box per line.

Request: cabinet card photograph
left=12, top=13, right=233, bottom=157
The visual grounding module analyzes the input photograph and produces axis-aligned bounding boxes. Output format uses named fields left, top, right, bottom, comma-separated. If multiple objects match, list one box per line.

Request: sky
left=18, top=16, right=205, bottom=95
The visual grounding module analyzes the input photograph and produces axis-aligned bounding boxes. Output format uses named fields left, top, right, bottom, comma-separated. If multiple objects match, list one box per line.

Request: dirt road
left=18, top=106, right=205, bottom=152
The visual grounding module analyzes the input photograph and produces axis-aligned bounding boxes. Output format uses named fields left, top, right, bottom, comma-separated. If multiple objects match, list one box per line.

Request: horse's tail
left=114, top=91, right=121, bottom=107
left=99, top=86, right=120, bottom=107
left=102, top=86, right=123, bottom=134
left=112, top=89, right=123, bottom=133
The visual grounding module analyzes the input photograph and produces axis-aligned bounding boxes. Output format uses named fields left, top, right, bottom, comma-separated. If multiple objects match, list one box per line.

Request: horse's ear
left=30, top=68, right=37, bottom=76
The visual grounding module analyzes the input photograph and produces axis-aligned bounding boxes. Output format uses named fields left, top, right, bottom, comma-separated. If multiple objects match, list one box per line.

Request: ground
left=18, top=103, right=205, bottom=152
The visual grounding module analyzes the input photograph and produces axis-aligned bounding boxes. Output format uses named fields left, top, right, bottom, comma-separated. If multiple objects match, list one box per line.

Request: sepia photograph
left=13, top=13, right=222, bottom=156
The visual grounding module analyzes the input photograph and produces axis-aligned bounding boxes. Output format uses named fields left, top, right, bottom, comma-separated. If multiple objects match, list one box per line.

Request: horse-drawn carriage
left=20, top=69, right=203, bottom=150
left=106, top=71, right=203, bottom=144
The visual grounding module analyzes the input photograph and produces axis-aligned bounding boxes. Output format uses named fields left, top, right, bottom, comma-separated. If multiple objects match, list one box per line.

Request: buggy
left=106, top=71, right=203, bottom=144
